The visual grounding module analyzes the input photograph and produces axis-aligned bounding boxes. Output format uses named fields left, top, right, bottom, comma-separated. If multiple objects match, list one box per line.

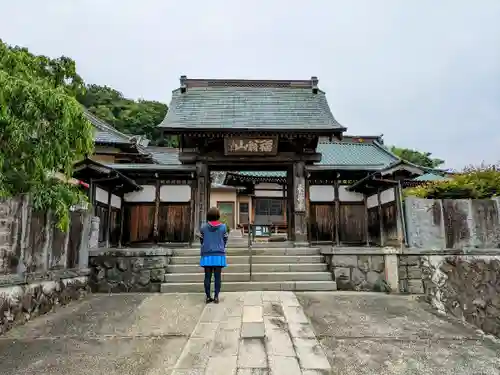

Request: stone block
left=398, top=266, right=408, bottom=279
left=238, top=338, right=267, bottom=368
left=407, top=279, right=424, bottom=294
left=407, top=266, right=423, bottom=279
left=205, top=356, right=237, bottom=375
left=366, top=271, right=383, bottom=286
left=269, top=356, right=301, bottom=375
left=241, top=322, right=265, bottom=338
left=293, top=337, right=331, bottom=370
left=333, top=267, right=350, bottom=279
left=243, top=305, right=263, bottom=323
left=370, top=256, right=385, bottom=273
left=267, top=328, right=295, bottom=356
left=406, top=256, right=420, bottom=266
left=332, top=255, right=358, bottom=268
left=357, top=256, right=370, bottom=272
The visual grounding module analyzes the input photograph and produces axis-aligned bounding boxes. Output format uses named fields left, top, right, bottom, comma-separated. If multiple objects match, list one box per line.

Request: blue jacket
left=200, top=221, right=228, bottom=256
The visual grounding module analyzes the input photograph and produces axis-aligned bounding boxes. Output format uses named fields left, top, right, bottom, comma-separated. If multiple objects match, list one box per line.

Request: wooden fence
left=0, top=196, right=88, bottom=276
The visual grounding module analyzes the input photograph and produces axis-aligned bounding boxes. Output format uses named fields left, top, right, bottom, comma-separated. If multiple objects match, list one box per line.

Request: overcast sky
left=2, top=1, right=499, bottom=170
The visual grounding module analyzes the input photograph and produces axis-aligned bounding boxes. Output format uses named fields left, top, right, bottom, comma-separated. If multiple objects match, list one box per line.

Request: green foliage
left=0, top=39, right=94, bottom=231
left=405, top=164, right=500, bottom=200
left=390, top=146, right=444, bottom=168
left=219, top=216, right=231, bottom=233
left=77, top=84, right=177, bottom=146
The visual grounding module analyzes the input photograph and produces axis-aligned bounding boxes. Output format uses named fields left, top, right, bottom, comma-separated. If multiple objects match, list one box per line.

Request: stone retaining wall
left=0, top=269, right=90, bottom=335
left=398, top=255, right=424, bottom=294
left=89, top=248, right=173, bottom=293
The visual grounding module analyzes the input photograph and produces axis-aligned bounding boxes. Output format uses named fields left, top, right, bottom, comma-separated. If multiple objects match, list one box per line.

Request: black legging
left=204, top=267, right=222, bottom=298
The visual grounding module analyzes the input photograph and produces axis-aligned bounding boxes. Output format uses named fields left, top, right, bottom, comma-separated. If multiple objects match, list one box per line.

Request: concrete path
left=0, top=292, right=499, bottom=375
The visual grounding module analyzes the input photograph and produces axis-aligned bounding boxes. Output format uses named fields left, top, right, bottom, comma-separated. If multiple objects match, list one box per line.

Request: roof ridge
left=83, top=108, right=133, bottom=143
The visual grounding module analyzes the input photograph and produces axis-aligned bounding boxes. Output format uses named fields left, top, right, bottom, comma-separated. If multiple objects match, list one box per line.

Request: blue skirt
left=200, top=255, right=227, bottom=268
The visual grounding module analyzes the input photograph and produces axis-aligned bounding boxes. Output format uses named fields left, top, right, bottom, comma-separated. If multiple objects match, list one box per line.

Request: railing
left=247, top=223, right=254, bottom=281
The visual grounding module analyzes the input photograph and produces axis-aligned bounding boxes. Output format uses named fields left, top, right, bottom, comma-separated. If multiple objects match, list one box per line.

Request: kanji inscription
left=225, top=137, right=278, bottom=155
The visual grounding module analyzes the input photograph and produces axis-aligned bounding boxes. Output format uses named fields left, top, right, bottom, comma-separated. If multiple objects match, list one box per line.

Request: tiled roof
left=104, top=163, right=193, bottom=171
left=146, top=147, right=181, bottom=165
left=236, top=171, right=287, bottom=178
left=84, top=109, right=133, bottom=145
left=414, top=172, right=451, bottom=182
left=317, top=139, right=398, bottom=167
left=158, top=77, right=345, bottom=132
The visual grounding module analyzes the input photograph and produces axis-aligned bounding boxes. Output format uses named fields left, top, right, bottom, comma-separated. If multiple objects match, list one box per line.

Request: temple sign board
left=224, top=136, right=278, bottom=156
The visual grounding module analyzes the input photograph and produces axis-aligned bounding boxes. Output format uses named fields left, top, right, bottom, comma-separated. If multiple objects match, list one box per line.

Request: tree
left=0, top=39, right=94, bottom=230
left=405, top=163, right=500, bottom=199
left=77, top=84, right=177, bottom=146
left=390, top=146, right=444, bottom=169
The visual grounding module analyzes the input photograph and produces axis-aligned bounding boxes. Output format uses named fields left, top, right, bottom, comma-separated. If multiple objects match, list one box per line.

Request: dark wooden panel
left=109, top=208, right=121, bottom=246
left=309, top=203, right=334, bottom=242
left=67, top=211, right=83, bottom=268
left=95, top=203, right=108, bottom=244
left=27, top=211, right=46, bottom=272
left=158, top=203, right=191, bottom=242
left=339, top=203, right=366, bottom=244
left=123, top=204, right=155, bottom=244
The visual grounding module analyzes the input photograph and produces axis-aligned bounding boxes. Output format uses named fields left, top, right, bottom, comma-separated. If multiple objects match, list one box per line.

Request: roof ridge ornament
left=180, top=75, right=187, bottom=93
left=311, top=76, right=319, bottom=94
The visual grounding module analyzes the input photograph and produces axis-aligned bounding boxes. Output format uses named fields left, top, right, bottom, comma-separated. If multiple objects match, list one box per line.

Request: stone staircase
left=160, top=243, right=337, bottom=292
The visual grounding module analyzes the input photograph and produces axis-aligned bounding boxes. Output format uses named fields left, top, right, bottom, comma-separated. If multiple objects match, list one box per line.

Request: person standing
left=199, top=207, right=228, bottom=303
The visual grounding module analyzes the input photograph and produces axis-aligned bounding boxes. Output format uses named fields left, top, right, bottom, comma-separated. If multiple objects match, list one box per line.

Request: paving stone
left=244, top=291, right=263, bottom=306
left=171, top=369, right=206, bottom=375
left=288, top=323, right=316, bottom=338
left=268, top=356, right=301, bottom=375
left=201, top=305, right=226, bottom=322
left=301, top=371, right=332, bottom=375
left=236, top=369, right=269, bottom=375
left=262, top=291, right=281, bottom=302
left=264, top=316, right=288, bottom=335
left=280, top=293, right=300, bottom=306
left=241, top=322, right=265, bottom=338
left=243, top=305, right=264, bottom=323
left=266, top=329, right=296, bottom=357
left=219, top=316, right=242, bottom=331
left=263, top=301, right=285, bottom=317
left=225, top=303, right=244, bottom=317
left=283, top=305, right=309, bottom=323
left=192, top=322, right=218, bottom=338
left=211, top=328, right=240, bottom=357
left=176, top=337, right=213, bottom=369
left=238, top=338, right=268, bottom=368
left=292, top=338, right=331, bottom=370
left=206, top=355, right=237, bottom=375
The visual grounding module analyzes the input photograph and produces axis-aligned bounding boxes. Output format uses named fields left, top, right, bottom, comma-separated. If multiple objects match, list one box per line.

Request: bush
left=405, top=163, right=500, bottom=200
left=219, top=216, right=231, bottom=233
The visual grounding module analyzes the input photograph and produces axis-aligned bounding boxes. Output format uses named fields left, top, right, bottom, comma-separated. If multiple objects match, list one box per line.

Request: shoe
left=205, top=297, right=214, bottom=304
left=213, top=297, right=219, bottom=304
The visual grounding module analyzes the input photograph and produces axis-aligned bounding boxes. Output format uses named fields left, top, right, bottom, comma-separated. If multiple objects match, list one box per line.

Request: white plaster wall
left=338, top=185, right=364, bottom=202
left=309, top=185, right=334, bottom=202
left=160, top=185, right=191, bottom=202
left=255, top=183, right=284, bottom=198
left=367, top=188, right=395, bottom=208
left=111, top=194, right=121, bottom=209
left=124, top=185, right=156, bottom=202
left=95, top=187, right=109, bottom=204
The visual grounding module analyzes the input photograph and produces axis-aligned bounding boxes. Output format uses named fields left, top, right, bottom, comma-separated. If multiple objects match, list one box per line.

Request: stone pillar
left=195, top=162, right=209, bottom=236
left=292, top=161, right=308, bottom=246
left=78, top=211, right=93, bottom=269
left=383, top=247, right=401, bottom=292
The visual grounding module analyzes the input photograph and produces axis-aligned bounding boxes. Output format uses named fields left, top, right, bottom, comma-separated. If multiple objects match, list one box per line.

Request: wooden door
left=309, top=203, right=335, bottom=242
left=158, top=203, right=191, bottom=242
left=217, top=202, right=235, bottom=229
left=339, top=203, right=366, bottom=244
left=124, top=204, right=155, bottom=243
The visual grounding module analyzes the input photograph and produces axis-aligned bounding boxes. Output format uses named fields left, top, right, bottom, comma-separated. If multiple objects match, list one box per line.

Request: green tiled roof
left=317, top=140, right=398, bottom=167
left=414, top=172, right=451, bottom=182
left=158, top=78, right=345, bottom=131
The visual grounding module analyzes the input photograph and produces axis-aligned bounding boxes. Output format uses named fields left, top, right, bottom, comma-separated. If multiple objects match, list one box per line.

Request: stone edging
left=0, top=268, right=91, bottom=287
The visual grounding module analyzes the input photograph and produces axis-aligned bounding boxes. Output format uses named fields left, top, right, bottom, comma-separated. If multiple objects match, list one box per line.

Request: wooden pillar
left=363, top=194, right=370, bottom=246
left=189, top=180, right=197, bottom=245
left=394, top=184, right=405, bottom=248
left=377, top=188, right=385, bottom=247
left=118, top=194, right=125, bottom=248
left=195, top=162, right=209, bottom=234
left=89, top=179, right=96, bottom=216
left=292, top=161, right=308, bottom=245
left=153, top=179, right=161, bottom=243
left=333, top=179, right=340, bottom=246
left=105, top=188, right=112, bottom=247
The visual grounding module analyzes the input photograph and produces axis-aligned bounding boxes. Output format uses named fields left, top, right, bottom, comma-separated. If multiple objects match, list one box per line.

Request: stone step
left=160, top=280, right=337, bottom=293
left=164, top=271, right=332, bottom=283
left=166, top=263, right=328, bottom=274
left=169, top=255, right=324, bottom=265
left=172, top=247, right=320, bottom=256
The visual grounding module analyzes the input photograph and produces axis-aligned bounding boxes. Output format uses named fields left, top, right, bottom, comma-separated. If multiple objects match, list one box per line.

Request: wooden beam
left=377, top=188, right=385, bottom=247
left=363, top=194, right=370, bottom=246
left=105, top=189, right=112, bottom=247
left=394, top=184, right=405, bottom=248
left=153, top=179, right=160, bottom=243
left=118, top=195, right=125, bottom=248
left=334, top=179, right=340, bottom=246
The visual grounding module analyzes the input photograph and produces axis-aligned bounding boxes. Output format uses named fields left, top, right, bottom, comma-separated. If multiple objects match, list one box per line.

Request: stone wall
left=404, top=197, right=500, bottom=249
left=322, top=248, right=389, bottom=292
left=0, top=196, right=95, bottom=335
left=89, top=248, right=172, bottom=292
left=0, top=270, right=90, bottom=334
left=420, top=251, right=500, bottom=337
left=398, top=255, right=424, bottom=293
